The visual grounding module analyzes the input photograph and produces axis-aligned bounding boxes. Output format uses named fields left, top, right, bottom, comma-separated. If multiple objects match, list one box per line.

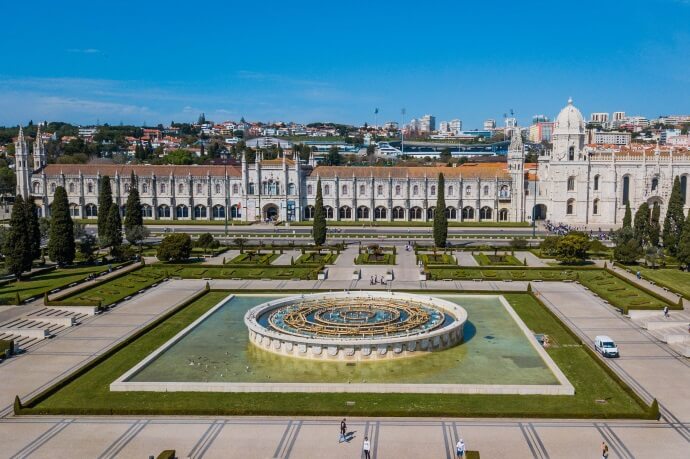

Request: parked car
left=595, top=335, right=619, bottom=358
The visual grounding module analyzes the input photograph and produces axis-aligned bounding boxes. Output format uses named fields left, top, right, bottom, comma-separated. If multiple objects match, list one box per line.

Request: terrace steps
left=0, top=308, right=86, bottom=352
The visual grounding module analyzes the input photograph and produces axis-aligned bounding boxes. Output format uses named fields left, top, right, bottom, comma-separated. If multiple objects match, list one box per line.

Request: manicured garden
left=577, top=270, right=676, bottom=313
left=633, top=266, right=690, bottom=299
left=428, top=267, right=581, bottom=282
left=18, top=291, right=651, bottom=419
left=228, top=252, right=280, bottom=265
left=294, top=251, right=338, bottom=265
left=0, top=264, right=119, bottom=305
left=417, top=253, right=456, bottom=265
left=355, top=253, right=396, bottom=265
left=473, top=253, right=523, bottom=266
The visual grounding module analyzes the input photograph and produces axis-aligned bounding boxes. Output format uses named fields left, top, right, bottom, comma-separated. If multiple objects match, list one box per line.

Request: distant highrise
left=590, top=113, right=609, bottom=124
left=449, top=119, right=462, bottom=135
left=483, top=119, right=496, bottom=130
left=532, top=115, right=549, bottom=124
left=612, top=111, right=626, bottom=122
left=419, top=114, right=436, bottom=133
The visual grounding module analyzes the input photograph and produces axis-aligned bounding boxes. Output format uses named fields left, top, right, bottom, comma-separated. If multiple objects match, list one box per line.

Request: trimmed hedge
left=156, top=450, right=175, bottom=459
left=604, top=266, right=679, bottom=310
left=1, top=339, right=14, bottom=357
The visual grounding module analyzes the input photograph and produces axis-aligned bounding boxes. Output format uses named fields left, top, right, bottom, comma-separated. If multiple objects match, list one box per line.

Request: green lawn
left=474, top=253, right=523, bottom=266
left=0, top=264, right=118, bottom=305
left=228, top=253, right=280, bottom=265
left=355, top=253, right=396, bottom=265
left=429, top=267, right=580, bottom=281
left=577, top=271, right=674, bottom=313
left=285, top=221, right=530, bottom=227
left=294, top=252, right=338, bottom=265
left=417, top=253, right=456, bottom=265
left=20, top=291, right=649, bottom=419
left=634, top=267, right=690, bottom=299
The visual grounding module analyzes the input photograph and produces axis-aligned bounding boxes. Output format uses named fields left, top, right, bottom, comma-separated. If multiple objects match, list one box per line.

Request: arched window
left=324, top=206, right=334, bottom=219
left=395, top=185, right=401, bottom=196
left=499, top=185, right=510, bottom=198
left=141, top=204, right=152, bottom=218
left=230, top=205, right=241, bottom=218
left=33, top=182, right=41, bottom=194
left=568, top=146, right=575, bottom=161
left=232, top=184, right=239, bottom=194
left=498, top=208, right=508, bottom=221
left=651, top=177, right=659, bottom=192
left=430, top=185, right=436, bottom=196
left=339, top=205, right=352, bottom=219
left=375, top=206, right=387, bottom=220
left=483, top=185, right=489, bottom=196
left=567, top=176, right=575, bottom=191
left=68, top=182, right=75, bottom=193
left=304, top=205, right=315, bottom=219
left=410, top=206, right=423, bottom=220
left=215, top=183, right=221, bottom=194
left=566, top=198, right=575, bottom=215
left=426, top=207, right=435, bottom=219
left=324, top=184, right=330, bottom=196
left=479, top=206, right=492, bottom=220
left=194, top=205, right=206, bottom=218
left=377, top=185, right=383, bottom=196
left=248, top=183, right=255, bottom=194
left=307, top=184, right=313, bottom=195
left=357, top=206, right=370, bottom=219
left=69, top=203, right=79, bottom=217
left=341, top=184, right=348, bottom=195
left=158, top=204, right=170, bottom=218
left=176, top=205, right=188, bottom=218
left=413, top=185, right=419, bottom=196
left=288, top=183, right=296, bottom=195
left=359, top=184, right=366, bottom=196
left=448, top=185, right=454, bottom=196
left=392, top=206, right=405, bottom=219
left=50, top=183, right=56, bottom=193
left=462, top=206, right=474, bottom=220
left=197, top=183, right=202, bottom=194
left=124, top=183, right=130, bottom=193
left=465, top=185, right=471, bottom=196
left=681, top=175, right=688, bottom=204
left=84, top=203, right=97, bottom=217
left=178, top=183, right=184, bottom=194
left=622, top=175, right=630, bottom=205
left=593, top=175, right=600, bottom=191
left=445, top=207, right=457, bottom=219
left=212, top=205, right=225, bottom=219
left=142, top=182, right=148, bottom=193
left=593, top=199, right=600, bottom=215
left=160, top=183, right=166, bottom=194
left=87, top=182, right=93, bottom=193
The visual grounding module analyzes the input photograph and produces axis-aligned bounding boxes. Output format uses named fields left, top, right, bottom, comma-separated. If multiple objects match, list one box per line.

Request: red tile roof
left=42, top=164, right=241, bottom=177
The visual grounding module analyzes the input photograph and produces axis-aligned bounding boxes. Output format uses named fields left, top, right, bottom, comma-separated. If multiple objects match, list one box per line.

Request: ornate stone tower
left=552, top=97, right=585, bottom=162
left=508, top=127, right=525, bottom=221
left=15, top=126, right=31, bottom=199
left=33, top=124, right=47, bottom=171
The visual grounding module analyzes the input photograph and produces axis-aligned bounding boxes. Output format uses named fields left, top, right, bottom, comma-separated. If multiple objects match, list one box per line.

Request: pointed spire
left=509, top=127, right=523, bottom=152
left=18, top=125, right=25, bottom=141
left=567, top=96, right=573, bottom=105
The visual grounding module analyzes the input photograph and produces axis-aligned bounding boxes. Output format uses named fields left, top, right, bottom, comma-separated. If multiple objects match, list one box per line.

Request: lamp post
left=401, top=108, right=406, bottom=156
left=224, top=161, right=228, bottom=237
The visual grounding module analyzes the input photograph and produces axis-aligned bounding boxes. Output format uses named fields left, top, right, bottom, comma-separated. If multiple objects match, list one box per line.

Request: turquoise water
left=128, top=294, right=559, bottom=385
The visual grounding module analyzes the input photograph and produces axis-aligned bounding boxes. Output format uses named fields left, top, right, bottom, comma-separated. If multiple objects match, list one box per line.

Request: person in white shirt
left=456, top=438, right=465, bottom=458
left=363, top=436, right=371, bottom=459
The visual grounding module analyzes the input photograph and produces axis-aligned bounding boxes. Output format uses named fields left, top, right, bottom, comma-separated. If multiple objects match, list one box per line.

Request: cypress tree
left=47, top=186, right=75, bottom=265
left=649, top=203, right=661, bottom=247
left=25, top=197, right=42, bottom=260
left=622, top=202, right=632, bottom=229
left=433, top=173, right=448, bottom=247
left=105, top=203, right=123, bottom=251
left=124, top=172, right=143, bottom=242
left=97, top=175, right=112, bottom=242
left=633, top=202, right=650, bottom=246
left=676, top=210, right=690, bottom=268
left=312, top=178, right=327, bottom=246
left=663, top=176, right=685, bottom=256
left=4, top=195, right=32, bottom=279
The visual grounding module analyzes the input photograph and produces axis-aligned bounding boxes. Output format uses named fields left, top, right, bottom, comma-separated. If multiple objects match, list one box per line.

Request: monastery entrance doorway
left=532, top=204, right=547, bottom=221
left=264, top=204, right=279, bottom=222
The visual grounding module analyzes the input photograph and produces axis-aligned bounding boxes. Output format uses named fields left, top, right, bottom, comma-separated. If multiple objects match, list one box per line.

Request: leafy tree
left=649, top=203, right=661, bottom=247
left=196, top=233, right=219, bottom=254
left=157, top=233, right=192, bottom=262
left=47, top=186, right=75, bottom=265
left=4, top=195, right=33, bottom=278
left=312, top=178, right=327, bottom=245
left=125, top=225, right=150, bottom=252
left=633, top=202, right=650, bottom=246
left=324, top=146, right=343, bottom=166
left=622, top=202, right=632, bottom=229
left=79, top=234, right=97, bottom=262
left=439, top=148, right=452, bottom=162
left=555, top=232, right=590, bottom=264
left=663, top=176, right=685, bottom=256
left=104, top=204, right=122, bottom=252
left=539, top=236, right=561, bottom=256
left=676, top=211, right=690, bottom=268
left=433, top=173, right=448, bottom=247
left=124, top=172, right=143, bottom=240
left=613, top=226, right=642, bottom=264
left=97, top=176, right=112, bottom=242
left=25, top=198, right=42, bottom=260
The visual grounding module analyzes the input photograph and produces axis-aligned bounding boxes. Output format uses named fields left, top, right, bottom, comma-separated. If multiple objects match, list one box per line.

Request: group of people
left=544, top=220, right=612, bottom=240
left=369, top=275, right=386, bottom=285
left=339, top=418, right=467, bottom=458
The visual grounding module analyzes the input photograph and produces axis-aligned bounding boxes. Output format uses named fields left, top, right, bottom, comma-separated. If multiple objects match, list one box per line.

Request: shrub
left=511, top=238, right=528, bottom=250
left=157, top=233, right=193, bottom=262
left=13, top=395, right=22, bottom=414
left=156, top=450, right=176, bottom=459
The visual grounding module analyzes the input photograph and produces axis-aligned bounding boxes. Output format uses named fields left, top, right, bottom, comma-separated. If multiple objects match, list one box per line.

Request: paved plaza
left=0, top=248, right=688, bottom=457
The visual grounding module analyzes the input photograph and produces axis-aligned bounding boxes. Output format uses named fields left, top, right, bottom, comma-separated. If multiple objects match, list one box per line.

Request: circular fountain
left=244, top=291, right=467, bottom=361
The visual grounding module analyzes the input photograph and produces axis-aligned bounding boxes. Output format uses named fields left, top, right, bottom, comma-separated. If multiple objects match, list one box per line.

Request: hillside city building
left=14, top=100, right=690, bottom=226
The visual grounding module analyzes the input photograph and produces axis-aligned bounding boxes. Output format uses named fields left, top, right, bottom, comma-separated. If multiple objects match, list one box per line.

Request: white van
left=595, top=336, right=619, bottom=358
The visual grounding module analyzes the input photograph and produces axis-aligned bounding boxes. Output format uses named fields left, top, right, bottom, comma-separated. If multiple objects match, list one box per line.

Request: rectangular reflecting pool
left=113, top=294, right=573, bottom=394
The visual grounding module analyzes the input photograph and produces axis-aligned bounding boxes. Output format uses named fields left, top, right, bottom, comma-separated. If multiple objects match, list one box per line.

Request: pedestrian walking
left=664, top=306, right=669, bottom=318
left=601, top=441, right=609, bottom=459
left=339, top=418, right=347, bottom=443
left=363, top=436, right=371, bottom=459
left=455, top=438, right=465, bottom=458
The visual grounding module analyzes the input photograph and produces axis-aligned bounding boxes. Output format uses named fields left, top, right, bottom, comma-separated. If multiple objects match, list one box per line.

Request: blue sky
left=1, top=0, right=689, bottom=128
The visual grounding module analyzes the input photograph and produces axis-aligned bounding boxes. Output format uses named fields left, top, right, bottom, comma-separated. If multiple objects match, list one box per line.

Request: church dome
left=553, top=97, right=585, bottom=136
